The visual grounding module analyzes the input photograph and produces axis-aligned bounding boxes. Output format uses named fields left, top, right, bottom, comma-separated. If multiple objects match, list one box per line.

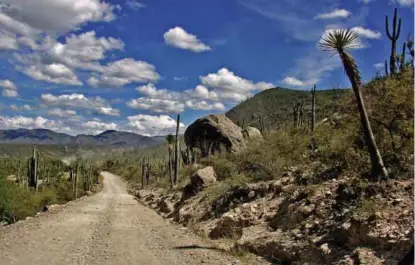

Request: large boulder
left=242, top=127, right=263, bottom=141
left=184, top=114, right=246, bottom=157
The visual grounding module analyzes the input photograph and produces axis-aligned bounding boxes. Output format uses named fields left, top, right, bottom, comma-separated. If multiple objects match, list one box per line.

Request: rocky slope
left=129, top=165, right=414, bottom=265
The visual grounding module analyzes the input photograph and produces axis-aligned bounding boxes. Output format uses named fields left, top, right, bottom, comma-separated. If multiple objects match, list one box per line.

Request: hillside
left=226, top=87, right=348, bottom=129
left=0, top=129, right=164, bottom=148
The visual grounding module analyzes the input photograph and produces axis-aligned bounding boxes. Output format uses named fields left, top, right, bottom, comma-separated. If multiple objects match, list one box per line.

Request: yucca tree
left=319, top=29, right=388, bottom=178
left=165, top=134, right=174, bottom=188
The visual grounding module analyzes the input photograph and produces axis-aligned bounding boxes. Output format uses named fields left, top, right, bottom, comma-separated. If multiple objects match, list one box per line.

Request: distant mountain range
left=0, top=129, right=165, bottom=148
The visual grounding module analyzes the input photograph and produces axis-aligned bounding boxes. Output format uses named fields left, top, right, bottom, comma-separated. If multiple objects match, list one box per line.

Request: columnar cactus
left=386, top=8, right=401, bottom=75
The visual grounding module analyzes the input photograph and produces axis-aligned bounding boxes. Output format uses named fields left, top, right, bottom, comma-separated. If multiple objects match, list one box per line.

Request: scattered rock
left=190, top=166, right=217, bottom=190
left=351, top=247, right=385, bottom=265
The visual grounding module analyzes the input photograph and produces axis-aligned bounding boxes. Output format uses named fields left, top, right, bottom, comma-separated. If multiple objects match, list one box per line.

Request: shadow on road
left=172, top=244, right=225, bottom=252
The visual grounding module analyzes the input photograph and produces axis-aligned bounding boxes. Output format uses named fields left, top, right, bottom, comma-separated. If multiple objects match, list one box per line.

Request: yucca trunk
left=339, top=50, right=389, bottom=178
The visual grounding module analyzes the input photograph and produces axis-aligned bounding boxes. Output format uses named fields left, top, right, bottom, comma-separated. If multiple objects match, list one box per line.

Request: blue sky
left=0, top=0, right=413, bottom=136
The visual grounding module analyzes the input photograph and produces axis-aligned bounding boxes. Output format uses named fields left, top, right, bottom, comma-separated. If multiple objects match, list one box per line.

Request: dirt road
left=0, top=172, right=263, bottom=265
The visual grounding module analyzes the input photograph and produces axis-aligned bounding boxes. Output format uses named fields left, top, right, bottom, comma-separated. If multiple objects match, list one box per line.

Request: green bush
left=0, top=179, right=59, bottom=224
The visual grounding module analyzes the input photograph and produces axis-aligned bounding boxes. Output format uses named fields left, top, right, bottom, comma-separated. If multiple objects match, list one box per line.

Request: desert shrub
left=0, top=179, right=59, bottom=224
left=203, top=156, right=238, bottom=181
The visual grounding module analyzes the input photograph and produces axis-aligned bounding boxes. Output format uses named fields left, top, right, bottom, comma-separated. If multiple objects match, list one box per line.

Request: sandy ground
left=0, top=172, right=266, bottom=265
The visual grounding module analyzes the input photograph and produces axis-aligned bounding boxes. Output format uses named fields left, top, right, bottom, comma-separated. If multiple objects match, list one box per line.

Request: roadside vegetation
left=0, top=148, right=102, bottom=224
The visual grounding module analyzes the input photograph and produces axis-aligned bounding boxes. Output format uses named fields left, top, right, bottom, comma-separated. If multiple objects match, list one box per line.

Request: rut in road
left=0, top=172, right=265, bottom=265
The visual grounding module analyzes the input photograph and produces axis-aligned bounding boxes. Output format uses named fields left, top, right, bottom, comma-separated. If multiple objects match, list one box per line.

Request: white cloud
left=41, top=93, right=120, bottom=116
left=200, top=68, right=274, bottom=102
left=9, top=104, right=32, bottom=111
left=185, top=100, right=225, bottom=111
left=14, top=31, right=124, bottom=85
left=0, top=79, right=18, bottom=97
left=0, top=0, right=117, bottom=35
left=126, top=114, right=185, bottom=136
left=351, top=26, right=381, bottom=39
left=0, top=80, right=17, bottom=91
left=23, top=63, right=82, bottom=85
left=0, top=115, right=60, bottom=130
left=9, top=104, right=18, bottom=111
left=83, top=121, right=118, bottom=132
left=164, top=26, right=211, bottom=52
left=126, top=0, right=146, bottom=10
left=373, top=63, right=384, bottom=69
left=43, top=31, right=124, bottom=70
left=134, top=83, right=226, bottom=112
left=96, top=107, right=120, bottom=116
left=88, top=58, right=160, bottom=87
left=136, top=83, right=179, bottom=100
left=186, top=85, right=219, bottom=101
left=48, top=108, right=77, bottom=117
left=127, top=98, right=185, bottom=113
left=0, top=30, right=18, bottom=50
left=314, top=9, right=351, bottom=20
left=395, top=0, right=414, bottom=6
left=283, top=76, right=306, bottom=86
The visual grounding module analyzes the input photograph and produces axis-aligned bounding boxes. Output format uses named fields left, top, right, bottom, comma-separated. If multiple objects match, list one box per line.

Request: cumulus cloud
left=283, top=76, right=307, bottom=87
left=83, top=121, right=118, bottom=133
left=88, top=58, right=160, bottom=87
left=48, top=108, right=77, bottom=117
left=127, top=98, right=185, bottom=113
left=41, top=93, right=120, bottom=117
left=95, top=107, right=120, bottom=116
left=42, top=31, right=124, bottom=70
left=0, top=0, right=117, bottom=35
left=9, top=104, right=32, bottom=111
left=164, top=26, right=211, bottom=52
left=0, top=79, right=18, bottom=97
left=314, top=9, right=351, bottom=20
left=0, top=115, right=60, bottom=130
left=14, top=31, right=125, bottom=85
left=23, top=63, right=82, bottom=85
left=351, top=26, right=381, bottom=39
left=126, top=114, right=185, bottom=136
left=0, top=30, right=18, bottom=50
left=133, top=83, right=225, bottom=112
left=185, top=100, right=225, bottom=111
left=136, top=83, right=179, bottom=100
left=199, top=68, right=274, bottom=102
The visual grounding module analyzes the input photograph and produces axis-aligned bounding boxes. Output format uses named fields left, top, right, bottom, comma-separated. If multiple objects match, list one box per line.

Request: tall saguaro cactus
left=141, top=157, right=145, bottom=188
left=311, top=84, right=316, bottom=133
left=174, top=114, right=180, bottom=186
left=386, top=8, right=401, bottom=75
left=28, top=146, right=38, bottom=188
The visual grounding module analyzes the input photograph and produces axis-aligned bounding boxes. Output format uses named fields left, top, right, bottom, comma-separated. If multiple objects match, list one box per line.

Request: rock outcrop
left=184, top=114, right=246, bottom=157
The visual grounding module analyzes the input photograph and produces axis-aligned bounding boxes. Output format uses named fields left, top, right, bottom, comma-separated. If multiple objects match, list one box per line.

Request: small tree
left=320, top=29, right=388, bottom=178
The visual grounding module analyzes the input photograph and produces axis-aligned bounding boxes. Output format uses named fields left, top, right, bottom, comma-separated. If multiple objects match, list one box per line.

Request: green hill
left=226, top=87, right=348, bottom=129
